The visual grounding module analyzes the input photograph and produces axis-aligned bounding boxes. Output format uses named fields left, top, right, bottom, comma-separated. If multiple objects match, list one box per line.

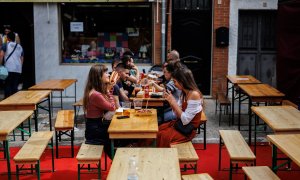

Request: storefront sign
left=70, top=22, right=83, bottom=32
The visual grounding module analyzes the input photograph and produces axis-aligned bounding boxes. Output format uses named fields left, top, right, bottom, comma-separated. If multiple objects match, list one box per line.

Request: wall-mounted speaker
left=216, top=27, right=229, bottom=47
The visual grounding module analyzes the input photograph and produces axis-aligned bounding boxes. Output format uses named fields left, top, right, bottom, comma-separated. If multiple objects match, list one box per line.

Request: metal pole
left=161, top=0, right=166, bottom=63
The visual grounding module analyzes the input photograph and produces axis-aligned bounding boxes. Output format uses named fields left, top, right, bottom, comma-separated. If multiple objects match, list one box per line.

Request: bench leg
left=194, top=162, right=198, bottom=173
left=71, top=129, right=74, bottom=157
left=78, top=164, right=80, bottom=180
left=204, top=122, right=207, bottom=150
left=51, top=137, right=55, bottom=171
left=218, top=136, right=222, bottom=171
left=36, top=160, right=40, bottom=180
left=55, top=131, right=59, bottom=158
left=98, top=161, right=101, bottom=180
left=16, top=165, right=19, bottom=180
left=229, top=161, right=233, bottom=180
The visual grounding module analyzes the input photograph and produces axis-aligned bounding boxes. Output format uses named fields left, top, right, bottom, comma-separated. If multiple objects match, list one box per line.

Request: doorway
left=238, top=10, right=277, bottom=86
left=0, top=3, right=35, bottom=90
left=171, top=0, right=212, bottom=95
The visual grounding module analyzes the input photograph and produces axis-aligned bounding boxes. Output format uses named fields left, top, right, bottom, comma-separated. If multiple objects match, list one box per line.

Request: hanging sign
left=70, top=22, right=83, bottom=32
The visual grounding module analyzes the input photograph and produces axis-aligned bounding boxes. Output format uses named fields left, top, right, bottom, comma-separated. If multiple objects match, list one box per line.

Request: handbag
left=0, top=43, right=18, bottom=80
left=174, top=120, right=195, bottom=136
left=0, top=65, right=8, bottom=80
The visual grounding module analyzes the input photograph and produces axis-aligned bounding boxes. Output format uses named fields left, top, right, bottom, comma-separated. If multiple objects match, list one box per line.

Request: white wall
left=34, top=3, right=150, bottom=101
left=228, top=0, right=277, bottom=75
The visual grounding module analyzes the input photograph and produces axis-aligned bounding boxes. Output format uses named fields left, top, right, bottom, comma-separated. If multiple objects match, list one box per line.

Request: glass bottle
left=128, top=156, right=138, bottom=180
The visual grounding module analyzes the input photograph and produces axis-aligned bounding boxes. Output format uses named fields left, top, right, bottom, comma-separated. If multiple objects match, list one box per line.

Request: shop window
left=61, top=3, right=152, bottom=64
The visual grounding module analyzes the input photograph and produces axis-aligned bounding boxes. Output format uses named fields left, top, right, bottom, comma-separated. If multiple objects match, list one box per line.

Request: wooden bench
left=215, top=92, right=231, bottom=126
left=55, top=110, right=75, bottom=158
left=182, top=173, right=214, bottom=180
left=242, top=166, right=280, bottom=180
left=76, top=143, right=104, bottom=180
left=171, top=141, right=198, bottom=173
left=13, top=131, right=54, bottom=180
left=282, top=100, right=298, bottom=109
left=219, top=130, right=256, bottom=180
left=196, top=111, right=207, bottom=150
left=73, top=98, right=83, bottom=127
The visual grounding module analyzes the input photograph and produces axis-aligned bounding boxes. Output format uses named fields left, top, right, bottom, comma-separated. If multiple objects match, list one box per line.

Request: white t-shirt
left=178, top=99, right=203, bottom=125
left=4, top=42, right=23, bottom=73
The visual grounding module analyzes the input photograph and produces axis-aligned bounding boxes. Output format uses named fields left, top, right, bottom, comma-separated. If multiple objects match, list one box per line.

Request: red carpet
left=1, top=144, right=300, bottom=179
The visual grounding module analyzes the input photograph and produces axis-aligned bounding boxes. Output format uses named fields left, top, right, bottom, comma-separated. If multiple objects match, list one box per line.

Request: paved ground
left=2, top=94, right=270, bottom=147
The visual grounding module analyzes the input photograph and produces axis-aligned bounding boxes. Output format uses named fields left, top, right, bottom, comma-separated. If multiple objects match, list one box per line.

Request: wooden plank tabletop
left=29, top=79, right=77, bottom=91
left=107, top=148, right=181, bottom=180
left=267, top=134, right=300, bottom=167
left=0, top=90, right=51, bottom=111
left=13, top=131, right=53, bottom=162
left=0, top=111, right=33, bottom=140
left=129, top=97, right=165, bottom=107
left=108, top=109, right=158, bottom=139
left=227, top=75, right=261, bottom=84
left=219, top=130, right=256, bottom=161
left=238, top=84, right=285, bottom=99
left=252, top=106, right=300, bottom=132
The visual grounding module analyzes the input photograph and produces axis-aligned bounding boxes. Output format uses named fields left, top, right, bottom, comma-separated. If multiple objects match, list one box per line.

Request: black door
left=238, top=10, right=277, bottom=86
left=0, top=3, right=35, bottom=89
left=172, top=0, right=212, bottom=95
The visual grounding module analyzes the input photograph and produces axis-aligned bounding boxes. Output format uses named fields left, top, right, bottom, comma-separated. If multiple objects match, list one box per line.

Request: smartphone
left=117, top=115, right=129, bottom=119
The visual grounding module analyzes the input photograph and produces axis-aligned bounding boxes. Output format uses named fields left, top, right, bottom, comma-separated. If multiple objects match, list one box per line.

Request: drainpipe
left=161, top=0, right=166, bottom=63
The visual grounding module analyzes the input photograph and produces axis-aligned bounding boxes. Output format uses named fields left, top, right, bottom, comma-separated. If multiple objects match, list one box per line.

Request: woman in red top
left=83, top=64, right=116, bottom=158
left=158, top=67, right=203, bottom=147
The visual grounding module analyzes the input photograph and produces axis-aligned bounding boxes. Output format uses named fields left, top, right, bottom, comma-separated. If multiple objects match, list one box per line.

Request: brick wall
left=212, top=0, right=230, bottom=97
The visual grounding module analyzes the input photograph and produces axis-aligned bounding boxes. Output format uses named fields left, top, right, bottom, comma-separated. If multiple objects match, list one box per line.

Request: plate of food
left=135, top=109, right=153, bottom=116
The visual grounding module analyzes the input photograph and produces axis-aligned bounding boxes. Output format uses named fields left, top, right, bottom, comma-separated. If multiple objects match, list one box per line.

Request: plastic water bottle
left=127, top=156, right=138, bottom=180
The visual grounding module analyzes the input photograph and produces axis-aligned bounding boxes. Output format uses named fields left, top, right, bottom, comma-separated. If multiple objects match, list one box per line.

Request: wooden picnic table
left=267, top=134, right=300, bottom=173
left=238, top=84, right=285, bottom=144
left=107, top=148, right=181, bottom=180
left=0, top=90, right=52, bottom=131
left=29, top=79, right=77, bottom=109
left=252, top=106, right=300, bottom=154
left=108, top=109, right=158, bottom=158
left=0, top=110, right=33, bottom=180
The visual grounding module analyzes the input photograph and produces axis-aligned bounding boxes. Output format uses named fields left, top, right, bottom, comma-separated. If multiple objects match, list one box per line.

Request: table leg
left=4, top=140, right=11, bottom=180
left=34, top=110, right=38, bottom=132
left=48, top=95, right=52, bottom=131
left=111, top=139, right=115, bottom=159
left=74, top=81, right=77, bottom=103
left=60, top=91, right=63, bottom=110
left=238, top=88, right=241, bottom=130
left=254, top=113, right=258, bottom=155
left=231, top=84, right=235, bottom=125
left=271, top=144, right=278, bottom=173
left=248, top=98, right=252, bottom=145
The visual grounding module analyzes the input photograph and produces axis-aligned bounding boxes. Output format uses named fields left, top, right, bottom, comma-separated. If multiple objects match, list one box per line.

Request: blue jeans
left=4, top=72, right=21, bottom=98
left=164, top=110, right=176, bottom=122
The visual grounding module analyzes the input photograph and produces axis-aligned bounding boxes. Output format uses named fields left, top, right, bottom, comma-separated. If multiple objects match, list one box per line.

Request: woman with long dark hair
left=157, top=67, right=203, bottom=147
left=83, top=64, right=116, bottom=157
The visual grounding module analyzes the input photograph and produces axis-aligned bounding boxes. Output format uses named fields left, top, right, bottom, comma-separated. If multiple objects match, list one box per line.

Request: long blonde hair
left=83, top=64, right=108, bottom=111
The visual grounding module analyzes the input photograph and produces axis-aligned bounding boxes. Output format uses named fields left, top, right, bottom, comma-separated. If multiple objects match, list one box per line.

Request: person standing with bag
left=3, top=32, right=24, bottom=98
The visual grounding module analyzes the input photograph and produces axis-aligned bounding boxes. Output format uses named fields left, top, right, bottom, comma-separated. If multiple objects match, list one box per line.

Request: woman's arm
left=91, top=92, right=116, bottom=111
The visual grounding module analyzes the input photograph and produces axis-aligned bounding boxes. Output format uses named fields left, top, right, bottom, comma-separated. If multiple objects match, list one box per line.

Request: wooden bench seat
left=13, top=131, right=54, bottom=180
left=55, top=110, right=74, bottom=158
left=196, top=111, right=207, bottom=150
left=215, top=93, right=231, bottom=126
left=219, top=130, right=256, bottom=180
left=73, top=98, right=83, bottom=127
left=282, top=100, right=298, bottom=109
left=77, top=143, right=104, bottom=180
left=171, top=141, right=199, bottom=173
left=182, top=173, right=214, bottom=180
left=242, top=166, right=280, bottom=180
